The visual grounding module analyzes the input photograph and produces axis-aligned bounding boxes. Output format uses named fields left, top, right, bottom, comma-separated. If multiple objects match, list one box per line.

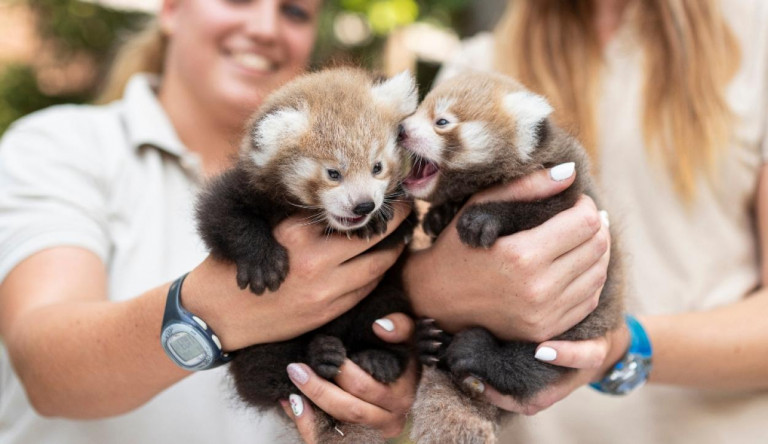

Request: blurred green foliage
left=0, top=0, right=468, bottom=136
left=29, top=0, right=150, bottom=58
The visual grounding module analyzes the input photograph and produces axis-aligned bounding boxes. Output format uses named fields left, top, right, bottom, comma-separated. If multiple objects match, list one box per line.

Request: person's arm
left=403, top=165, right=610, bottom=343
left=638, top=164, right=768, bottom=388
left=631, top=163, right=768, bottom=389
left=0, top=205, right=411, bottom=419
left=475, top=163, right=768, bottom=414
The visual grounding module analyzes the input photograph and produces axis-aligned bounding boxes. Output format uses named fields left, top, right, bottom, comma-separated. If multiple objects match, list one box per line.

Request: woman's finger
left=371, top=312, right=416, bottom=344
left=281, top=395, right=318, bottom=444
left=468, top=378, right=526, bottom=413
left=524, top=195, right=602, bottom=261
left=534, top=338, right=610, bottom=369
left=275, top=201, right=413, bottom=263
left=335, top=243, right=404, bottom=288
left=467, top=162, right=577, bottom=205
left=334, top=355, right=417, bottom=414
left=476, top=371, right=583, bottom=416
left=548, top=213, right=609, bottom=290
left=287, top=363, right=391, bottom=427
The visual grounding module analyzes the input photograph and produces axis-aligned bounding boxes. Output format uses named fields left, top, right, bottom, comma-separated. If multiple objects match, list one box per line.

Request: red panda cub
left=195, top=68, right=418, bottom=444
left=399, top=71, right=624, bottom=444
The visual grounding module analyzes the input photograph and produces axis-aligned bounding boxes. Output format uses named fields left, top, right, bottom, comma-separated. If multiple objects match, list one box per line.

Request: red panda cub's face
left=245, top=68, right=418, bottom=231
left=399, top=71, right=554, bottom=201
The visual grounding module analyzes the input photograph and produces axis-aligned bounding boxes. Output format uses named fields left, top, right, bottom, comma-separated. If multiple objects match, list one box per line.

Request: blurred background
left=0, top=0, right=506, bottom=136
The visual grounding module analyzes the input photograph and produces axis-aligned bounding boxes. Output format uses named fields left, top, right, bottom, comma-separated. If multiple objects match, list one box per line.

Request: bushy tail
left=410, top=367, right=502, bottom=444
left=313, top=410, right=387, bottom=444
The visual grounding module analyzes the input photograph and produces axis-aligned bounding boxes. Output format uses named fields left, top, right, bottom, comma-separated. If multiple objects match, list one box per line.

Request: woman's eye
left=282, top=3, right=311, bottom=22
left=327, top=169, right=341, bottom=181
left=372, top=162, right=383, bottom=175
left=436, top=118, right=450, bottom=127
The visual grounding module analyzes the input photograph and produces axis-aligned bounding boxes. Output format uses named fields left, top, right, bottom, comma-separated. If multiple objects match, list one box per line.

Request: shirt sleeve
left=0, top=108, right=111, bottom=283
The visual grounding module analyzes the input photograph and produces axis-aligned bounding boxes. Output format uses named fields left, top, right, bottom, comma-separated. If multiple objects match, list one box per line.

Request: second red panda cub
left=399, top=71, right=624, bottom=443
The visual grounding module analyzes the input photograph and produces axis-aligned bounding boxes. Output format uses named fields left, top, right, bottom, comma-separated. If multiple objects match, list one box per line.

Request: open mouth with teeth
left=229, top=51, right=276, bottom=72
left=329, top=214, right=368, bottom=229
left=403, top=156, right=440, bottom=191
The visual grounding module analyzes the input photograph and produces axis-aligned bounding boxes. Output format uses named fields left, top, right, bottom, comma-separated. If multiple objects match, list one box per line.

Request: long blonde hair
left=494, top=0, right=740, bottom=200
left=95, top=21, right=166, bottom=104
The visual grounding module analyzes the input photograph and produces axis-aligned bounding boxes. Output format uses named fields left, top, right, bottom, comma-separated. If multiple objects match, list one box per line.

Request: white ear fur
left=502, top=91, right=553, bottom=158
left=371, top=70, right=418, bottom=116
left=250, top=105, right=310, bottom=167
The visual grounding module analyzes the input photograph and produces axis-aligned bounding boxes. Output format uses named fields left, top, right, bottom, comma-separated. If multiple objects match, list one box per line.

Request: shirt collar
left=122, top=73, right=187, bottom=157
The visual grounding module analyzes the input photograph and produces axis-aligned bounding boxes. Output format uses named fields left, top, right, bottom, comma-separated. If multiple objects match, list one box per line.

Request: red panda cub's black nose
left=353, top=201, right=376, bottom=216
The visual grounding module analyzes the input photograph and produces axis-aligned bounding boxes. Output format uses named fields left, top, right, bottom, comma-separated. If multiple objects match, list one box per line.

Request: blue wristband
left=590, top=314, right=652, bottom=395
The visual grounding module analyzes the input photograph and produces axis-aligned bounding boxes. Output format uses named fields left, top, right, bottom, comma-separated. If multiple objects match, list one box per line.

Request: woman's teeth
left=232, top=52, right=274, bottom=71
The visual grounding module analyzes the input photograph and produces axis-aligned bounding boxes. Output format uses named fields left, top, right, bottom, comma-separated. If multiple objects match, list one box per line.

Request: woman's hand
left=466, top=324, right=630, bottom=414
left=404, top=164, right=610, bottom=342
left=280, top=313, right=417, bottom=443
left=182, top=202, right=413, bottom=351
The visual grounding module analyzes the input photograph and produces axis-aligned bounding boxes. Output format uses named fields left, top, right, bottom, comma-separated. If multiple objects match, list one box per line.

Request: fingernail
left=550, top=162, right=575, bottom=181
left=287, top=363, right=309, bottom=385
left=289, top=394, right=304, bottom=417
left=462, top=376, right=486, bottom=395
left=374, top=318, right=395, bottom=332
left=599, top=210, right=610, bottom=227
left=535, top=346, right=557, bottom=362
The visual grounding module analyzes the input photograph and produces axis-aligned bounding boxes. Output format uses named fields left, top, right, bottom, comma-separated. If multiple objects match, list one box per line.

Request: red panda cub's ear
left=371, top=70, right=418, bottom=118
left=248, top=104, right=310, bottom=167
left=502, top=91, right=553, bottom=160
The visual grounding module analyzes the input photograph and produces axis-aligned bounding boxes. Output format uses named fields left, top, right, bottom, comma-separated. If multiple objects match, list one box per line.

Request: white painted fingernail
left=374, top=318, right=395, bottom=332
left=287, top=363, right=309, bottom=385
left=462, top=376, right=486, bottom=395
left=550, top=162, right=575, bottom=181
left=535, top=346, right=557, bottom=362
left=289, top=394, right=304, bottom=417
left=599, top=210, right=610, bottom=227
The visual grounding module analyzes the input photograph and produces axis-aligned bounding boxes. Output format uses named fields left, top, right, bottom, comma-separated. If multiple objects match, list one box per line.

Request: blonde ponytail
left=95, top=21, right=166, bottom=104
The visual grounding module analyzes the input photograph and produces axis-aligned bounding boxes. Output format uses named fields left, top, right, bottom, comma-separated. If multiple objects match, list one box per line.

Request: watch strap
left=590, top=314, right=652, bottom=395
left=161, top=273, right=233, bottom=369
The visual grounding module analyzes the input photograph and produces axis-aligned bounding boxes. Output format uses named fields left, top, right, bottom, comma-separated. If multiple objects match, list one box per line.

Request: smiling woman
left=156, top=0, right=320, bottom=174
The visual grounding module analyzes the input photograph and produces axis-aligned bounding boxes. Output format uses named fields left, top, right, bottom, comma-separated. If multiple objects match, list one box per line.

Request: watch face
left=168, top=331, right=206, bottom=365
left=162, top=323, right=213, bottom=369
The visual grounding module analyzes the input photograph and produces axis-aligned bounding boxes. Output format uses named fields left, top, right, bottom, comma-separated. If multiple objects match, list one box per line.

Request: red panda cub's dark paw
left=444, top=328, right=498, bottom=389
left=307, top=335, right=347, bottom=380
left=235, top=242, right=289, bottom=295
left=350, top=349, right=404, bottom=383
left=353, top=213, right=389, bottom=240
left=415, top=318, right=452, bottom=367
left=422, top=200, right=464, bottom=240
left=456, top=205, right=504, bottom=248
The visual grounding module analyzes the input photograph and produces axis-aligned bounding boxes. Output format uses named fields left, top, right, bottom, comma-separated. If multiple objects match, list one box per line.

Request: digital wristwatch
left=590, top=314, right=652, bottom=395
left=160, top=273, right=232, bottom=371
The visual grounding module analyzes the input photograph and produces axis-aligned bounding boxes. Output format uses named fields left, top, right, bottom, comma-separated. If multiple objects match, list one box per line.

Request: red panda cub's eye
left=372, top=161, right=383, bottom=175
left=327, top=169, right=342, bottom=181
left=435, top=118, right=450, bottom=127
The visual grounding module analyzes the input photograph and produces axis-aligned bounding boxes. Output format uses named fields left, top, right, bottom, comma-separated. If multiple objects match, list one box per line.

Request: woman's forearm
left=641, top=288, right=768, bottom=390
left=5, top=285, right=189, bottom=419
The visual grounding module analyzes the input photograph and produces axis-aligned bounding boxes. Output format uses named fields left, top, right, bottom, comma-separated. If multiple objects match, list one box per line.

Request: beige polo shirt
left=0, top=75, right=287, bottom=443
left=437, top=0, right=768, bottom=442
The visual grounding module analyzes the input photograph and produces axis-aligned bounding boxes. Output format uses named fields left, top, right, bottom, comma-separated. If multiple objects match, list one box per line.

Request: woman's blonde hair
left=494, top=0, right=740, bottom=200
left=95, top=21, right=166, bottom=104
